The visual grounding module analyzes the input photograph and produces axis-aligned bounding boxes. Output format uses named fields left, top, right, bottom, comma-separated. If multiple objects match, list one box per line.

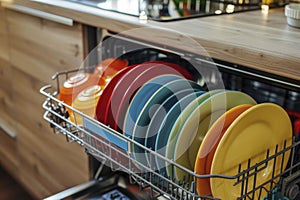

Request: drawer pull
left=0, top=124, right=17, bottom=138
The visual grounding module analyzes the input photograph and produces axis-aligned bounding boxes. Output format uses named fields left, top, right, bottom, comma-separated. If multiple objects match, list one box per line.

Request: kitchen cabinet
left=0, top=4, right=19, bottom=178
left=0, top=6, right=89, bottom=199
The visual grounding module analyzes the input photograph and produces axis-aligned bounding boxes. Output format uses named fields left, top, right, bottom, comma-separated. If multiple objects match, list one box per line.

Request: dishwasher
left=40, top=27, right=300, bottom=200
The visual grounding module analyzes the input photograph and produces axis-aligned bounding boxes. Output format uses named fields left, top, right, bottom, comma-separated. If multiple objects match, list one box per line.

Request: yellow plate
left=173, top=91, right=256, bottom=181
left=210, top=103, right=292, bottom=199
left=195, top=104, right=254, bottom=196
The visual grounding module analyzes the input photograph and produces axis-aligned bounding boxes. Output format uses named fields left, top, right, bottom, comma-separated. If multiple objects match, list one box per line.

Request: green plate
left=170, top=91, right=256, bottom=181
left=165, top=89, right=224, bottom=178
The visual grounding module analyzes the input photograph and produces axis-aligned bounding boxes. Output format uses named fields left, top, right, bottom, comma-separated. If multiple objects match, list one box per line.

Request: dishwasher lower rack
left=40, top=75, right=300, bottom=200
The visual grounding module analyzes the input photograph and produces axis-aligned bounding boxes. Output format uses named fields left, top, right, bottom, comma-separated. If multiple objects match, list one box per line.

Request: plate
left=123, top=75, right=184, bottom=169
left=195, top=104, right=254, bottom=196
left=111, top=62, right=194, bottom=131
left=123, top=74, right=183, bottom=139
left=133, top=79, right=202, bottom=148
left=95, top=66, right=135, bottom=124
left=145, top=89, right=204, bottom=169
left=210, top=103, right=292, bottom=199
left=131, top=79, right=203, bottom=168
left=106, top=63, right=161, bottom=130
left=172, top=91, right=256, bottom=181
left=140, top=60, right=195, bottom=81
left=156, top=90, right=223, bottom=176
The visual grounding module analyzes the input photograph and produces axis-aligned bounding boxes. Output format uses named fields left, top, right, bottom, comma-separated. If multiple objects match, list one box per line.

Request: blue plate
left=123, top=74, right=183, bottom=169
left=131, top=79, right=203, bottom=169
left=145, top=89, right=205, bottom=170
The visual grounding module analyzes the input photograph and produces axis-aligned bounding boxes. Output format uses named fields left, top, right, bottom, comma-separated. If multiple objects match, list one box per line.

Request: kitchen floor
left=0, top=165, right=34, bottom=200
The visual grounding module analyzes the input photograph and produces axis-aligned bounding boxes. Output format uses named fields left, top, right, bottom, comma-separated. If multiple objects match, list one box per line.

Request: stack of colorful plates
left=120, top=68, right=291, bottom=199
left=119, top=70, right=258, bottom=174
left=170, top=90, right=257, bottom=181
left=124, top=75, right=202, bottom=168
left=87, top=59, right=293, bottom=199
left=207, top=103, right=292, bottom=199
left=95, top=61, right=194, bottom=131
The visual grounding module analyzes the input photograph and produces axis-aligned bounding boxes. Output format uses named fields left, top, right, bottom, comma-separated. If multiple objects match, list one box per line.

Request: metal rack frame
left=40, top=30, right=300, bottom=199
left=40, top=67, right=300, bottom=200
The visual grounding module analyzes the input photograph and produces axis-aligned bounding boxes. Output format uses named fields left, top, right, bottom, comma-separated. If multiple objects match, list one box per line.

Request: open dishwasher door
left=44, top=172, right=154, bottom=200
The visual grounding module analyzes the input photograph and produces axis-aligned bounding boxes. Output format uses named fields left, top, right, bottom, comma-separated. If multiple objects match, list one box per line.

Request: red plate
left=95, top=66, right=135, bottom=124
left=108, top=61, right=194, bottom=131
left=104, top=62, right=156, bottom=129
left=141, top=60, right=194, bottom=81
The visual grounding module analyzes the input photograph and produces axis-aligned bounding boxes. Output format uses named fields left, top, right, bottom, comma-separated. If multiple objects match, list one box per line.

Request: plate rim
left=123, top=74, right=183, bottom=138
left=144, top=88, right=204, bottom=168
left=172, top=91, right=257, bottom=181
left=164, top=89, right=225, bottom=177
left=194, top=104, right=254, bottom=196
left=210, top=103, right=292, bottom=199
left=95, top=66, right=134, bottom=124
left=108, top=63, right=162, bottom=130
left=133, top=79, right=203, bottom=150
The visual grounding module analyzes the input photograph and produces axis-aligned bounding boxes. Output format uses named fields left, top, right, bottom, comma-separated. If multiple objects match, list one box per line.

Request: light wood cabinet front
left=0, top=4, right=19, bottom=178
left=3, top=8, right=89, bottom=199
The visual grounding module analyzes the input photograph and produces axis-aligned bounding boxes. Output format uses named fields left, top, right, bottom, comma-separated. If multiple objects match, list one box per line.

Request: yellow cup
left=71, top=85, right=102, bottom=125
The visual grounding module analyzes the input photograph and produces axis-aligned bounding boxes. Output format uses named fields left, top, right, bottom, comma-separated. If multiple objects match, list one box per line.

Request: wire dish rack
left=40, top=67, right=300, bottom=200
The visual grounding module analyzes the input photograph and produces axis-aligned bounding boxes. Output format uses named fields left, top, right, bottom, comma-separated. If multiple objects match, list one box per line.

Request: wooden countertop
left=2, top=0, right=300, bottom=82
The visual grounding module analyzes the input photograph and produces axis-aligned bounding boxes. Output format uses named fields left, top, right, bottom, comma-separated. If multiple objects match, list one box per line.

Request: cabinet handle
left=6, top=4, right=73, bottom=26
left=0, top=124, right=17, bottom=138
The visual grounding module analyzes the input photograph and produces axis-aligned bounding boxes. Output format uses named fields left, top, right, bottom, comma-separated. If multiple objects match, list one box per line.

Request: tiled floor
left=0, top=165, right=34, bottom=200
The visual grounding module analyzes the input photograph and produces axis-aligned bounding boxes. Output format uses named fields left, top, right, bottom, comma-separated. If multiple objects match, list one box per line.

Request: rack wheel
left=286, top=183, right=299, bottom=200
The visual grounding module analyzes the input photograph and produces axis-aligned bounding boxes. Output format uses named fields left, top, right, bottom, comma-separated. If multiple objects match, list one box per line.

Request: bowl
left=285, top=3, right=300, bottom=28
left=93, top=58, right=128, bottom=81
left=58, top=72, right=105, bottom=117
left=58, top=72, right=90, bottom=106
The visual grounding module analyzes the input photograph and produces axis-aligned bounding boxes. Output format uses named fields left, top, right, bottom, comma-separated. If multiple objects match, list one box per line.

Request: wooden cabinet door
left=6, top=9, right=89, bottom=199
left=0, top=5, right=19, bottom=178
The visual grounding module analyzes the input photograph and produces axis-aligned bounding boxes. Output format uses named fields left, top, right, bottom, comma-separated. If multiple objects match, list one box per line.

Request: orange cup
left=58, top=72, right=105, bottom=117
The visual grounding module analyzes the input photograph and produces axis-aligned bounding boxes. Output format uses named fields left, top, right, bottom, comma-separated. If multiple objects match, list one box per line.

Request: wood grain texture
left=3, top=0, right=300, bottom=81
left=0, top=5, right=9, bottom=62
left=0, top=4, right=19, bottom=176
left=4, top=9, right=89, bottom=199
left=0, top=4, right=14, bottom=131
left=0, top=164, right=34, bottom=200
left=7, top=9, right=84, bottom=81
left=0, top=128, right=19, bottom=180
left=160, top=8, right=300, bottom=81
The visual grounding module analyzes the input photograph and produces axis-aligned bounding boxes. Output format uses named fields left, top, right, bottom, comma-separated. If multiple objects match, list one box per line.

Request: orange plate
left=194, top=104, right=254, bottom=196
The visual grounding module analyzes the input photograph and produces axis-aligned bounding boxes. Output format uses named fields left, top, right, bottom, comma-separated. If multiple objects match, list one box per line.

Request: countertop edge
left=2, top=0, right=300, bottom=82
